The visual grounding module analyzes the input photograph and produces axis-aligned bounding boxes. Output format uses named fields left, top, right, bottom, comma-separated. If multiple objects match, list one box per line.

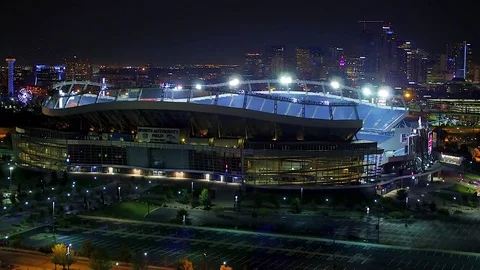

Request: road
left=0, top=249, right=172, bottom=270
left=15, top=217, right=480, bottom=270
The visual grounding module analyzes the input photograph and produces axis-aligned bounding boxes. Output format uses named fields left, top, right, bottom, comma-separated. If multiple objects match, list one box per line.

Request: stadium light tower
left=195, top=84, right=202, bottom=90
left=229, top=78, right=240, bottom=87
left=330, top=80, right=340, bottom=90
left=362, top=87, right=372, bottom=96
left=279, top=75, right=293, bottom=85
left=378, top=87, right=390, bottom=98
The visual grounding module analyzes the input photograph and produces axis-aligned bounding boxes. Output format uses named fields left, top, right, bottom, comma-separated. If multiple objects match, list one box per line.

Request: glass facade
left=12, top=128, right=381, bottom=186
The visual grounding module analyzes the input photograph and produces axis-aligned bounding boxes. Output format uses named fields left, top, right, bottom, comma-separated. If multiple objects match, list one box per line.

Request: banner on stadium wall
left=428, top=132, right=433, bottom=154
left=400, top=134, right=408, bottom=143
left=136, top=127, right=180, bottom=143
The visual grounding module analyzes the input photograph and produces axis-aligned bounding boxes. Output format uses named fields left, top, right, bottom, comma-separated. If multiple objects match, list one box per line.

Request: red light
left=225, top=164, right=228, bottom=169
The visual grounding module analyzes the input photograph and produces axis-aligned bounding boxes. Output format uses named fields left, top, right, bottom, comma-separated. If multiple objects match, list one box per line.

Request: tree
left=89, top=248, right=112, bottom=270
left=118, top=245, right=132, bottom=265
left=176, top=258, right=193, bottom=270
left=51, top=171, right=59, bottom=186
left=51, top=243, right=77, bottom=270
left=291, top=197, right=301, bottom=213
left=60, top=171, right=69, bottom=187
left=132, top=254, right=147, bottom=270
left=181, top=188, right=191, bottom=204
left=81, top=239, right=95, bottom=258
left=220, top=265, right=233, bottom=270
left=199, top=188, right=210, bottom=209
left=9, top=193, right=16, bottom=205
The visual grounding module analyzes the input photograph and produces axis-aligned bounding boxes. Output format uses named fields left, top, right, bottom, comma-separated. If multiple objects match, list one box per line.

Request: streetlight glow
left=279, top=75, right=293, bottom=85
left=229, top=78, right=240, bottom=87
left=330, top=81, right=340, bottom=90
left=8, top=167, right=13, bottom=171
left=378, top=87, right=390, bottom=98
left=362, top=87, right=372, bottom=96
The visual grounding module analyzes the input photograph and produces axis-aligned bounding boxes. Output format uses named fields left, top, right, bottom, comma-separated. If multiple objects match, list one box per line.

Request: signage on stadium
left=136, top=127, right=180, bottom=143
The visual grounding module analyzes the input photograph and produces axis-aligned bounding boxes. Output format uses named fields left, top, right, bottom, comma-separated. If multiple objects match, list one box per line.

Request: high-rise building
left=446, top=41, right=473, bottom=80
left=296, top=48, right=312, bottom=79
left=426, top=55, right=446, bottom=84
left=379, top=25, right=398, bottom=83
left=34, top=65, right=66, bottom=86
left=243, top=53, right=264, bottom=79
left=66, top=56, right=92, bottom=81
left=408, top=49, right=428, bottom=84
left=265, top=45, right=285, bottom=78
left=345, top=56, right=366, bottom=84
left=295, top=47, right=323, bottom=79
left=6, top=57, right=15, bottom=96
left=359, top=21, right=384, bottom=79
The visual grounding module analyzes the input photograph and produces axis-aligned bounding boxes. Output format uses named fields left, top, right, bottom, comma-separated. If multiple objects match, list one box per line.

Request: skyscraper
left=379, top=25, right=398, bottom=83
left=5, top=57, right=15, bottom=96
left=65, top=56, right=92, bottom=81
left=446, top=41, right=473, bottom=80
left=243, top=53, right=264, bottom=79
left=295, top=47, right=324, bottom=80
left=359, top=21, right=383, bottom=80
left=265, top=45, right=285, bottom=78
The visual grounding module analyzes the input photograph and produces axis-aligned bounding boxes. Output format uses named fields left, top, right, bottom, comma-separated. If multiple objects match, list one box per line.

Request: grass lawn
left=71, top=174, right=109, bottom=188
left=87, top=201, right=150, bottom=220
left=464, top=173, right=480, bottom=181
left=448, top=184, right=477, bottom=194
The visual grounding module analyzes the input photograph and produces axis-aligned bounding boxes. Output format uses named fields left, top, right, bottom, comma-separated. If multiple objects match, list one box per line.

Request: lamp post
left=118, top=186, right=121, bottom=201
left=8, top=167, right=13, bottom=189
left=52, top=201, right=57, bottom=243
left=366, top=206, right=370, bottom=241
left=66, top=244, right=72, bottom=270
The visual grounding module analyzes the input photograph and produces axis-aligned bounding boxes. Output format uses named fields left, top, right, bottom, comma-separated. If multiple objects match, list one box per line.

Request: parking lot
left=16, top=218, right=480, bottom=270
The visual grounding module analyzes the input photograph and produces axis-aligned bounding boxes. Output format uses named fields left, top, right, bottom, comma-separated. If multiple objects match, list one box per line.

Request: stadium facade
left=12, top=79, right=416, bottom=187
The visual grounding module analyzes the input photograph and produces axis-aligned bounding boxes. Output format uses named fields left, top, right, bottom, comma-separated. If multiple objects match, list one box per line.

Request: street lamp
left=8, top=167, right=13, bottom=189
left=66, top=244, right=72, bottom=270
left=330, top=80, right=340, bottom=90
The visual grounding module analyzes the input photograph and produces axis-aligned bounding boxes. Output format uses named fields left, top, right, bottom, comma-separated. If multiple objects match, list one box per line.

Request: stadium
left=12, top=77, right=419, bottom=187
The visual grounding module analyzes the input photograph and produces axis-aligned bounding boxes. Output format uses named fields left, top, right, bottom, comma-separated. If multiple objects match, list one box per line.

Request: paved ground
left=145, top=204, right=480, bottom=252
left=15, top=218, right=480, bottom=270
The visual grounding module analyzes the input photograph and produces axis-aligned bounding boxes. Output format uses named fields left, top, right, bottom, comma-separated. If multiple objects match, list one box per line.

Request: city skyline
left=1, top=0, right=478, bottom=65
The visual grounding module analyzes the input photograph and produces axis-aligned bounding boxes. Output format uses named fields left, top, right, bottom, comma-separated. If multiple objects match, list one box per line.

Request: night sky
left=1, top=0, right=477, bottom=65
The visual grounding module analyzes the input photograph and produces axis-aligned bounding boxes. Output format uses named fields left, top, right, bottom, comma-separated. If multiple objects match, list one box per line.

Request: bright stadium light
left=362, top=87, right=372, bottom=96
left=229, top=78, right=240, bottom=87
left=279, top=75, right=293, bottom=85
left=330, top=80, right=340, bottom=90
left=195, top=84, right=202, bottom=90
left=378, top=87, right=390, bottom=98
